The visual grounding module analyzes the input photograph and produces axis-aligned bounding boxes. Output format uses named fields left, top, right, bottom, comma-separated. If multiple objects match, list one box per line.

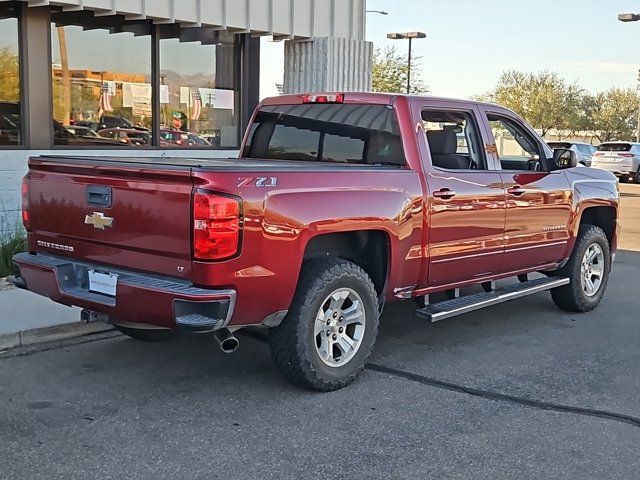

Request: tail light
left=21, top=175, right=30, bottom=231
left=619, top=153, right=634, bottom=158
left=302, top=94, right=344, bottom=104
left=193, top=191, right=241, bottom=261
left=594, top=152, right=605, bottom=156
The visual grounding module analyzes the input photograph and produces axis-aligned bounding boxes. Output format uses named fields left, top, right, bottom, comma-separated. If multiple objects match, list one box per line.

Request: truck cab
left=13, top=93, right=620, bottom=391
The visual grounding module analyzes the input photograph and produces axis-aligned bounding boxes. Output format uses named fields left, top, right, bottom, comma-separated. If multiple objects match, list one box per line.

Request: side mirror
left=552, top=148, right=578, bottom=169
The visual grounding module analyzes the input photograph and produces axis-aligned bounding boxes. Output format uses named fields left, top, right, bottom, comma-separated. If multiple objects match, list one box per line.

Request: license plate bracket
left=88, top=269, right=118, bottom=297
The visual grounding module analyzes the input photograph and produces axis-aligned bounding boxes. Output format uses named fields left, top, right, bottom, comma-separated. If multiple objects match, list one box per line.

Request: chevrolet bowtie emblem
left=84, top=212, right=114, bottom=230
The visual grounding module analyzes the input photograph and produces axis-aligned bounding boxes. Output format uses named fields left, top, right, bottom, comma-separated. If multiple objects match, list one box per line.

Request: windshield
left=243, top=104, right=405, bottom=166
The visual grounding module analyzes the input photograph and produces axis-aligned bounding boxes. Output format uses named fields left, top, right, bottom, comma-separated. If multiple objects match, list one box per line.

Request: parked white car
left=591, top=142, right=640, bottom=183
left=547, top=141, right=596, bottom=167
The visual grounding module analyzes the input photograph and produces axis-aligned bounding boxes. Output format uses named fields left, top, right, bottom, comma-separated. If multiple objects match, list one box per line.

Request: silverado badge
left=84, top=212, right=114, bottom=230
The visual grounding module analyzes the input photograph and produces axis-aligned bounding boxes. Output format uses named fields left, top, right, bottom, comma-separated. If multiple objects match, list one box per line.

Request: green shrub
left=0, top=210, right=26, bottom=278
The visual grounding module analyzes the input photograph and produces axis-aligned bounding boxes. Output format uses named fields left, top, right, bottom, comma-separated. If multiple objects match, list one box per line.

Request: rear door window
left=244, top=104, right=405, bottom=166
left=421, top=109, right=487, bottom=170
left=575, top=144, right=594, bottom=155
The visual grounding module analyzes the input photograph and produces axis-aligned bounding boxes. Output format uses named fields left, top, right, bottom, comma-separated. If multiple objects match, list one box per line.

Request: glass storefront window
left=50, top=17, right=151, bottom=146
left=0, top=5, right=21, bottom=146
left=160, top=29, right=239, bottom=148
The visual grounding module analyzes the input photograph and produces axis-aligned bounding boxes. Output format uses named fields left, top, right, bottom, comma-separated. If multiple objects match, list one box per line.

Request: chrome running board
left=415, top=277, right=570, bottom=323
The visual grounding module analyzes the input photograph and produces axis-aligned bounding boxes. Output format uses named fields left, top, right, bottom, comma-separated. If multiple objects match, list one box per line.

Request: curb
left=0, top=322, right=115, bottom=351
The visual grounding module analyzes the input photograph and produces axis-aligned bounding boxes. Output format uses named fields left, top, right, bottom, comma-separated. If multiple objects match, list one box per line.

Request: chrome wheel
left=580, top=243, right=604, bottom=297
left=314, top=288, right=366, bottom=368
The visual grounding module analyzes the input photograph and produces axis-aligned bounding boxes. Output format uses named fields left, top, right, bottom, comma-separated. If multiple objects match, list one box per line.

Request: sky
left=261, top=0, right=640, bottom=99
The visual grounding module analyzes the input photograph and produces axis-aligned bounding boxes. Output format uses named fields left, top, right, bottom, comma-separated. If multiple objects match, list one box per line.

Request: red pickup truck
left=13, top=93, right=620, bottom=391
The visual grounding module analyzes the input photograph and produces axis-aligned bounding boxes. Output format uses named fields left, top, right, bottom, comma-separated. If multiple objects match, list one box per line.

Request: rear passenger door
left=414, top=101, right=507, bottom=288
left=479, top=108, right=573, bottom=273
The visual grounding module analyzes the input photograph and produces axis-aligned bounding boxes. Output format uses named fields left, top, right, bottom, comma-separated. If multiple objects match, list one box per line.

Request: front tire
left=269, top=258, right=380, bottom=391
left=550, top=225, right=611, bottom=312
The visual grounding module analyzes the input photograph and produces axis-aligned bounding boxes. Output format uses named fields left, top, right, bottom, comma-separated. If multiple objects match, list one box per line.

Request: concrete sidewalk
left=0, top=288, right=113, bottom=350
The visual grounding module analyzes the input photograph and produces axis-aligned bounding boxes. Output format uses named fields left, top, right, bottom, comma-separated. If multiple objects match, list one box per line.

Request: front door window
left=488, top=115, right=543, bottom=171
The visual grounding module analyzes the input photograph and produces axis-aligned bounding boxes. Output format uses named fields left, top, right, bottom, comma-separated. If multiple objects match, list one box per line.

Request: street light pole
left=618, top=13, right=640, bottom=141
left=636, top=69, right=640, bottom=143
left=387, top=32, right=426, bottom=94
left=407, top=37, right=413, bottom=95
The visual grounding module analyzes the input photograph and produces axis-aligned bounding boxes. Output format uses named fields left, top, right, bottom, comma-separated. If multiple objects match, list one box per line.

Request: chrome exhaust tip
left=213, top=329, right=239, bottom=354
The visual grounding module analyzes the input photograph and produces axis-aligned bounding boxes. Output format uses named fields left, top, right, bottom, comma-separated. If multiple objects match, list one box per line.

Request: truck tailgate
left=26, top=156, right=195, bottom=279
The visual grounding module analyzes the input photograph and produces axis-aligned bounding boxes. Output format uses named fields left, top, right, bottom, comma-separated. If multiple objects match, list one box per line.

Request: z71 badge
left=238, top=177, right=278, bottom=188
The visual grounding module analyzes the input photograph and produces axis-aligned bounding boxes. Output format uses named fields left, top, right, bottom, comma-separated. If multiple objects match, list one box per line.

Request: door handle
left=86, top=185, right=112, bottom=207
left=507, top=186, right=526, bottom=196
left=433, top=188, right=456, bottom=200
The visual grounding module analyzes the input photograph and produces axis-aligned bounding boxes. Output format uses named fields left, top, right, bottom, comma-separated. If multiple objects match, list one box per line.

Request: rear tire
left=550, top=225, right=610, bottom=312
left=269, top=258, right=379, bottom=391
left=114, top=325, right=176, bottom=342
left=634, top=167, right=640, bottom=184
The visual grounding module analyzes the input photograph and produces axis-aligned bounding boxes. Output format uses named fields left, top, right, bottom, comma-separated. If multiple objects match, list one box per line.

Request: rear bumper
left=593, top=163, right=637, bottom=176
left=12, top=253, right=235, bottom=332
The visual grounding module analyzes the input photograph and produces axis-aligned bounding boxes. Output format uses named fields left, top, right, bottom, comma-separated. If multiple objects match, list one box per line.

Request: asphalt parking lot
left=1, top=184, right=639, bottom=480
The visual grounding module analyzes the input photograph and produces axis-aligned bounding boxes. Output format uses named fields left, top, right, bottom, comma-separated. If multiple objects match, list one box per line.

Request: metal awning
left=7, top=0, right=365, bottom=40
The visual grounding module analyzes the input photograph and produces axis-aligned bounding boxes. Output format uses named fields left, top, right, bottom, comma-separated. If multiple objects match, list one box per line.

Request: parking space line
left=366, top=363, right=640, bottom=429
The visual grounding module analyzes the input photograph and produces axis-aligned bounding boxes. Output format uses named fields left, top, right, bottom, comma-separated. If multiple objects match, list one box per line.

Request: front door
left=480, top=109, right=573, bottom=272
left=415, top=102, right=507, bottom=288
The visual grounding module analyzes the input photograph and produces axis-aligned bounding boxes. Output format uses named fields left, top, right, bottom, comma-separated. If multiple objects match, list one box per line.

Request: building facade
left=0, top=0, right=371, bottom=230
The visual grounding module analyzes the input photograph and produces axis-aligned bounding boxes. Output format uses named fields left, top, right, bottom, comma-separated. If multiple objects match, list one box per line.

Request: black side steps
left=415, top=277, right=570, bottom=323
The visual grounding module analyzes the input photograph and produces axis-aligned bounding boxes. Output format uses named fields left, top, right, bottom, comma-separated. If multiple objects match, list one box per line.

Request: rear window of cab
left=243, top=104, right=406, bottom=167
left=598, top=143, right=632, bottom=152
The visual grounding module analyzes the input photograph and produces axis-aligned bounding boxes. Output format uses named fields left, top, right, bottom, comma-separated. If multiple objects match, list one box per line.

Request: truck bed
left=37, top=155, right=403, bottom=171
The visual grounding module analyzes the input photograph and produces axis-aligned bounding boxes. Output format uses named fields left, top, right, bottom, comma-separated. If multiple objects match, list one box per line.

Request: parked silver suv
left=547, top=141, right=596, bottom=167
left=591, top=142, right=640, bottom=183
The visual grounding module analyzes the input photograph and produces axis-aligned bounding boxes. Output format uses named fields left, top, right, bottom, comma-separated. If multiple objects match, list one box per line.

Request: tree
left=371, top=46, right=428, bottom=95
left=580, top=88, right=639, bottom=142
left=0, top=47, right=20, bottom=103
left=483, top=70, right=583, bottom=137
